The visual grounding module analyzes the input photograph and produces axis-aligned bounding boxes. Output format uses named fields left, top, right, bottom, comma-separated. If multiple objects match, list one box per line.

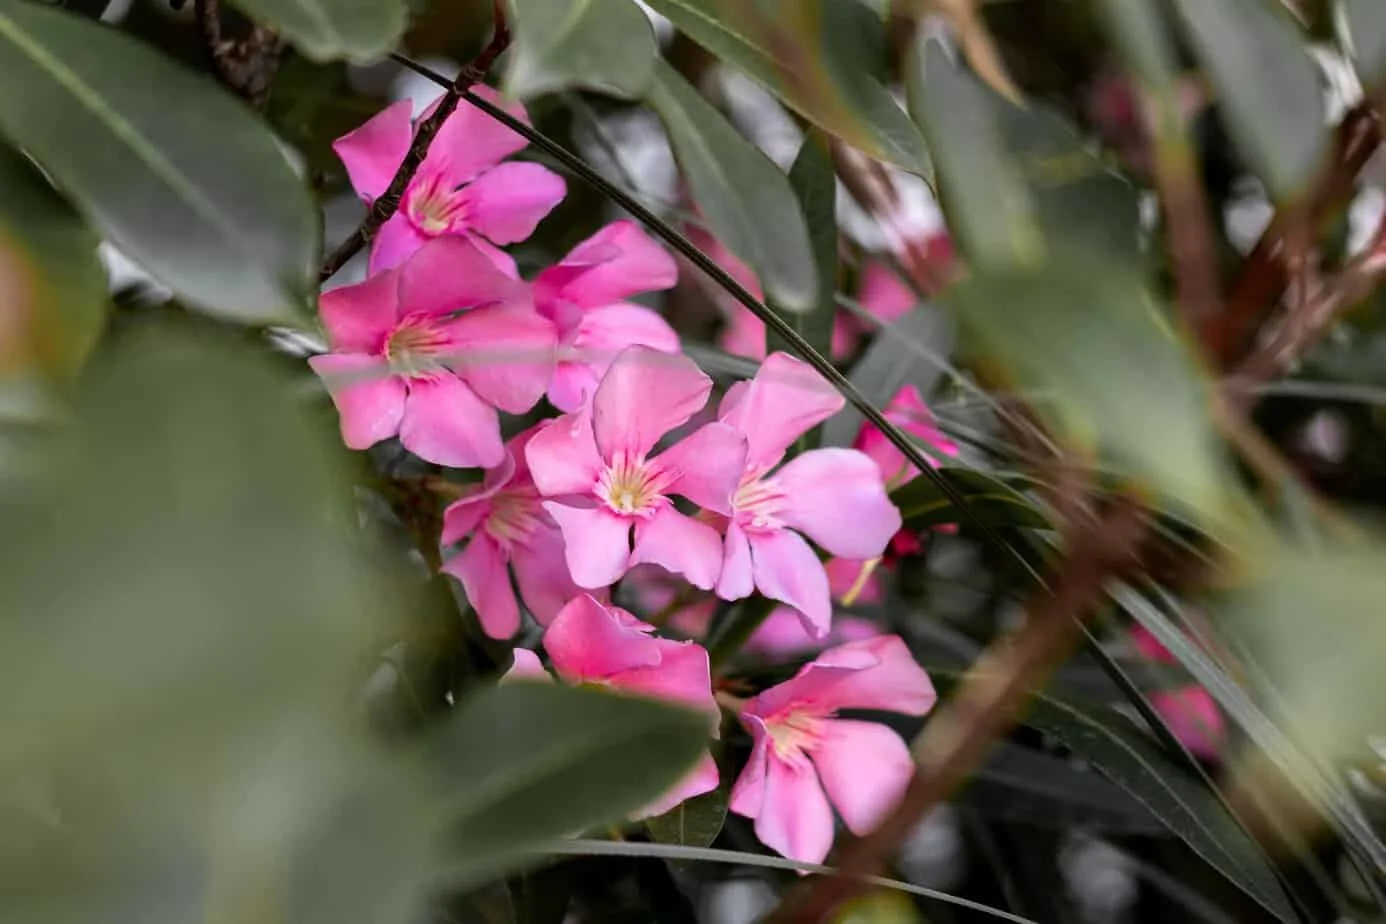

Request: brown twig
left=770, top=498, right=1148, bottom=922
left=318, top=0, right=511, bottom=282
left=193, top=0, right=284, bottom=109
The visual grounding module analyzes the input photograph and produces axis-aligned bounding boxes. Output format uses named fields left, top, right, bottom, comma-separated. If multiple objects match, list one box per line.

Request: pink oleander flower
left=525, top=346, right=747, bottom=590
left=506, top=594, right=722, bottom=817
left=310, top=237, right=556, bottom=468
left=730, top=635, right=936, bottom=864
left=534, top=220, right=681, bottom=411
left=334, top=88, right=567, bottom=274
left=1131, top=625, right=1225, bottom=760
left=713, top=353, right=901, bottom=637
left=439, top=426, right=590, bottom=639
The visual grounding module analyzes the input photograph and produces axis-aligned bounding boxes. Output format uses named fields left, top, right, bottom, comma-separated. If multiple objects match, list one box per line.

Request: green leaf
left=646, top=59, right=817, bottom=311
left=228, top=0, right=407, bottom=63
left=1171, top=0, right=1329, bottom=202
left=0, top=1, right=319, bottom=325
left=505, top=0, right=657, bottom=99
left=645, top=783, right=728, bottom=849
left=428, top=682, right=710, bottom=892
left=891, top=467, right=1049, bottom=531
left=0, top=142, right=105, bottom=382
left=1018, top=688, right=1298, bottom=922
left=1341, top=0, right=1386, bottom=88
left=642, top=0, right=930, bottom=176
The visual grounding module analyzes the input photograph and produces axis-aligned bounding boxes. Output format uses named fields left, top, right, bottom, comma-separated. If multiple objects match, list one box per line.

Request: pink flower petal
left=318, top=268, right=400, bottom=352
left=715, top=520, right=755, bottom=601
left=397, top=236, right=529, bottom=320
left=635, top=750, right=720, bottom=819
left=368, top=212, right=428, bottom=274
left=543, top=593, right=661, bottom=681
left=791, top=636, right=937, bottom=716
left=445, top=304, right=556, bottom=414
left=543, top=501, right=632, bottom=588
left=525, top=411, right=603, bottom=496
left=811, top=719, right=915, bottom=835
left=729, top=712, right=772, bottom=820
left=653, top=422, right=746, bottom=515
left=511, top=526, right=584, bottom=626
left=744, top=606, right=822, bottom=659
left=749, top=529, right=832, bottom=639
left=309, top=353, right=405, bottom=450
left=1151, top=686, right=1224, bottom=759
left=334, top=100, right=413, bottom=202
left=421, top=86, right=531, bottom=184
left=547, top=361, right=600, bottom=413
left=439, top=471, right=513, bottom=548
left=502, top=647, right=551, bottom=683
left=574, top=302, right=681, bottom=369
left=630, top=506, right=725, bottom=591
left=613, top=638, right=719, bottom=733
left=825, top=556, right=884, bottom=606
left=441, top=534, right=520, bottom=640
left=593, top=347, right=712, bottom=463
left=774, top=449, right=901, bottom=559
left=854, top=385, right=958, bottom=486
left=719, top=306, right=766, bottom=360
left=458, top=162, right=567, bottom=245
left=467, top=233, right=521, bottom=279
left=857, top=260, right=917, bottom=322
left=754, top=747, right=836, bottom=864
left=541, top=220, right=678, bottom=308
left=718, top=353, right=845, bottom=471
left=398, top=375, right=504, bottom=468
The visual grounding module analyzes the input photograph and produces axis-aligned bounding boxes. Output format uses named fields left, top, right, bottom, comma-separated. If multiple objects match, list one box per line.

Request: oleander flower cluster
left=313, top=90, right=958, bottom=864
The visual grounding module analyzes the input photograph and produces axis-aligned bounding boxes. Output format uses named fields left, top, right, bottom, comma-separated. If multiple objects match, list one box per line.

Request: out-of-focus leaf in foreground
left=643, top=0, right=931, bottom=177
left=1341, top=0, right=1386, bottom=88
left=0, top=0, right=319, bottom=324
left=228, top=0, right=408, bottom=63
left=505, top=0, right=657, bottom=99
left=0, top=143, right=104, bottom=382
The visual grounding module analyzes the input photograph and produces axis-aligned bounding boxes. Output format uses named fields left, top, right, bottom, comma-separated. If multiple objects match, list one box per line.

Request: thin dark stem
left=319, top=2, right=511, bottom=282
left=390, top=54, right=1042, bottom=585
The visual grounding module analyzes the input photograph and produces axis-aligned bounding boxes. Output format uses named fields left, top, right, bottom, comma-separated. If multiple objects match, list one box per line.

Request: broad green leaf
left=229, top=0, right=407, bottom=63
left=642, top=0, right=930, bottom=176
left=1019, top=688, right=1297, bottom=922
left=0, top=143, right=105, bottom=381
left=646, top=60, right=817, bottom=311
left=505, top=0, right=657, bottom=99
left=891, top=467, right=1049, bottom=531
left=645, top=783, right=728, bottom=849
left=1171, top=0, right=1329, bottom=202
left=906, top=36, right=1042, bottom=272
left=1096, top=0, right=1182, bottom=95
left=0, top=1, right=318, bottom=324
left=429, top=682, right=710, bottom=891
left=1341, top=0, right=1386, bottom=88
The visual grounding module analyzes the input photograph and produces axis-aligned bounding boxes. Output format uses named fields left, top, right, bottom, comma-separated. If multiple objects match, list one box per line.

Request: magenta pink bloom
left=440, top=426, right=590, bottom=639
left=525, top=346, right=747, bottom=590
left=713, top=353, right=901, bottom=637
left=730, top=635, right=936, bottom=864
left=309, top=237, right=556, bottom=468
left=534, top=220, right=681, bottom=411
left=1131, top=626, right=1225, bottom=760
left=509, top=594, right=722, bottom=817
left=854, top=384, right=959, bottom=490
left=334, top=88, right=566, bottom=274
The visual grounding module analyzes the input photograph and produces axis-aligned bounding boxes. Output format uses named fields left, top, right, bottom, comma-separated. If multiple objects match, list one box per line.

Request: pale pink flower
left=713, top=353, right=901, bottom=637
left=730, top=635, right=936, bottom=864
left=310, top=237, right=556, bottom=468
left=507, top=594, right=722, bottom=817
left=334, top=88, right=566, bottom=274
left=744, top=607, right=881, bottom=660
left=534, top=220, right=681, bottom=411
left=525, top=346, right=746, bottom=590
left=1131, top=625, right=1225, bottom=760
left=440, top=426, right=590, bottom=639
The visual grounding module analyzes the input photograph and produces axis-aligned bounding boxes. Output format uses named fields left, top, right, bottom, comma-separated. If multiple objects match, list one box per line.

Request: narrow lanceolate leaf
left=1020, top=690, right=1298, bottom=923
left=1341, top=0, right=1386, bottom=88
left=1171, top=0, right=1329, bottom=202
left=0, top=1, right=318, bottom=325
left=642, top=0, right=930, bottom=176
left=0, top=143, right=105, bottom=382
left=891, top=468, right=1049, bottom=531
left=645, top=784, right=728, bottom=849
left=228, top=0, right=407, bottom=63
left=646, top=60, right=817, bottom=311
left=428, top=682, right=710, bottom=891
left=506, top=0, right=657, bottom=99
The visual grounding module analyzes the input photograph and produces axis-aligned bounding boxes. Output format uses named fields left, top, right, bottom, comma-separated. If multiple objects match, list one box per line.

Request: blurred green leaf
left=505, top=0, right=657, bottom=99
left=891, top=467, right=1049, bottom=531
left=0, top=1, right=318, bottom=325
left=1341, top=0, right=1386, bottom=88
left=645, top=783, right=727, bottom=849
left=829, top=889, right=923, bottom=924
left=646, top=59, right=817, bottom=311
left=1096, top=0, right=1182, bottom=95
left=0, top=143, right=105, bottom=382
left=1171, top=0, right=1329, bottom=202
left=643, top=0, right=930, bottom=176
left=431, top=682, right=711, bottom=891
left=267, top=57, right=385, bottom=189
left=229, top=0, right=407, bottom=62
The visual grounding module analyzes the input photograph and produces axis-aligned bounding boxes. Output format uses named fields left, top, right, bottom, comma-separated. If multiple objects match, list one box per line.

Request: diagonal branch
left=318, top=1, right=511, bottom=282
